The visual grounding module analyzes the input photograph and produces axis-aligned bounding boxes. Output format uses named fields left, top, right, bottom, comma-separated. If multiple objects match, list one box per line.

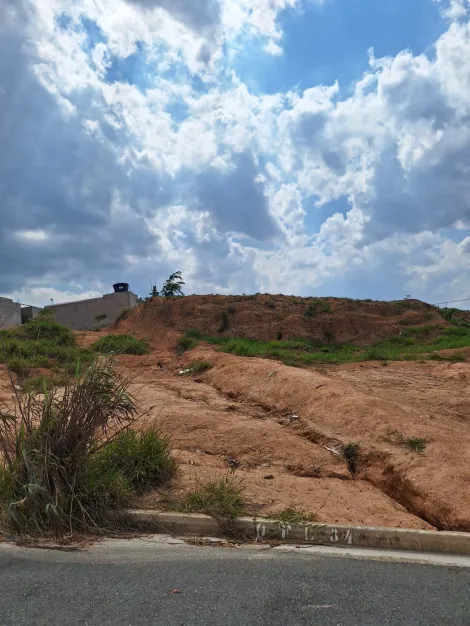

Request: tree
left=149, top=285, right=159, bottom=298
left=161, top=271, right=185, bottom=297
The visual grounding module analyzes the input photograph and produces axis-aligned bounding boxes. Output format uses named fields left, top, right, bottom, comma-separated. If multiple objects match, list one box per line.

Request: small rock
left=263, top=474, right=275, bottom=480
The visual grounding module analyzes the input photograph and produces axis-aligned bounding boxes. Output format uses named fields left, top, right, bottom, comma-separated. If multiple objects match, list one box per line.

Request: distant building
left=0, top=297, right=22, bottom=329
left=46, top=283, right=138, bottom=331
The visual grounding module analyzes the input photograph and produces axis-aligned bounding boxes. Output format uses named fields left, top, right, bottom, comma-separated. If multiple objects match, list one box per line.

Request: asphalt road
left=1, top=537, right=469, bottom=626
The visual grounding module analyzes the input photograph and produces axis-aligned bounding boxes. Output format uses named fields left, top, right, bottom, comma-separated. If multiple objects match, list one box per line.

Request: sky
left=2, top=0, right=470, bottom=307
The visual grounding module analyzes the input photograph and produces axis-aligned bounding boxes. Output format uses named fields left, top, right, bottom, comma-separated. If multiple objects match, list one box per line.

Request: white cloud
left=16, top=230, right=48, bottom=242
left=6, top=286, right=103, bottom=308
left=264, top=39, right=283, bottom=56
left=2, top=0, right=470, bottom=307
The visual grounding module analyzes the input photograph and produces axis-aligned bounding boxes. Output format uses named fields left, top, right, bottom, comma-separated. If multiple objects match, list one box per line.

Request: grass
left=387, top=431, right=427, bottom=454
left=96, top=429, right=177, bottom=495
left=0, top=358, right=177, bottom=534
left=273, top=507, right=317, bottom=524
left=181, top=475, right=245, bottom=520
left=185, top=329, right=202, bottom=339
left=23, top=373, right=71, bottom=393
left=91, top=334, right=150, bottom=355
left=198, top=319, right=470, bottom=367
left=0, top=315, right=95, bottom=387
left=187, top=360, right=213, bottom=373
left=176, top=335, right=198, bottom=354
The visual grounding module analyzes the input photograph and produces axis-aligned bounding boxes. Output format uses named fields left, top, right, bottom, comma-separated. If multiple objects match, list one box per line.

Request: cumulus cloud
left=2, top=0, right=470, bottom=307
left=124, top=0, right=222, bottom=39
left=278, top=21, right=470, bottom=245
left=193, top=153, right=281, bottom=241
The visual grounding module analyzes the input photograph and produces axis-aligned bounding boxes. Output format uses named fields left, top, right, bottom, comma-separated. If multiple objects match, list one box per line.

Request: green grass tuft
left=188, top=360, right=213, bottom=373
left=182, top=475, right=245, bottom=520
left=91, top=334, right=150, bottom=355
left=96, top=429, right=177, bottom=494
left=176, top=334, right=198, bottom=354
left=387, top=431, right=427, bottom=454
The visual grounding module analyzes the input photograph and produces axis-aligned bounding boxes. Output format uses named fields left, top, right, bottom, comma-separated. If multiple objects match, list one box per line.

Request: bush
left=182, top=475, right=245, bottom=520
left=303, top=303, right=317, bottom=318
left=96, top=429, right=177, bottom=495
left=0, top=358, right=139, bottom=534
left=176, top=335, right=197, bottom=354
left=363, top=347, right=388, bottom=361
left=343, top=442, right=361, bottom=477
left=91, top=334, right=150, bottom=355
left=23, top=316, right=76, bottom=347
left=6, top=356, right=48, bottom=376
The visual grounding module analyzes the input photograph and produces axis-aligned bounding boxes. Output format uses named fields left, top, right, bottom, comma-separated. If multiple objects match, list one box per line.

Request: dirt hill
left=118, top=294, right=451, bottom=346
left=106, top=294, right=470, bottom=532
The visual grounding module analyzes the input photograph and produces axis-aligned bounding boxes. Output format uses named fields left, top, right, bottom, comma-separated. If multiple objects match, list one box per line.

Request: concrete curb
left=119, top=510, right=470, bottom=556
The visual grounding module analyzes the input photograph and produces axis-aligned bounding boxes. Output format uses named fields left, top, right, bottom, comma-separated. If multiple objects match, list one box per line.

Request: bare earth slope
left=78, top=295, right=470, bottom=531
left=117, top=294, right=450, bottom=345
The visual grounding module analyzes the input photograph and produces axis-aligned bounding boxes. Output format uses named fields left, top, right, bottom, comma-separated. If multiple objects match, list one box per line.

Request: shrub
left=322, top=303, right=332, bottom=313
left=343, top=442, right=361, bottom=477
left=91, top=334, right=150, bottom=355
left=405, top=437, right=427, bottom=454
left=94, top=313, right=107, bottom=323
left=96, top=429, right=177, bottom=495
left=304, top=303, right=317, bottom=318
left=23, top=316, right=76, bottom=347
left=449, top=353, right=466, bottom=362
left=6, top=356, right=49, bottom=376
left=0, top=359, right=139, bottom=534
left=363, top=347, right=388, bottom=361
left=182, top=475, right=245, bottom=520
left=276, top=331, right=283, bottom=340
left=177, top=335, right=197, bottom=354
left=265, top=299, right=276, bottom=309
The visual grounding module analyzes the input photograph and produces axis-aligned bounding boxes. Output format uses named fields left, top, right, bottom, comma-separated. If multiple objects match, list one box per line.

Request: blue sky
left=1, top=0, right=470, bottom=307
left=235, top=0, right=445, bottom=95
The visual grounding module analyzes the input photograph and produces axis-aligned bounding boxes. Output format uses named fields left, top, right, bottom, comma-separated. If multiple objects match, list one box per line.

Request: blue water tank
left=113, top=283, right=129, bottom=293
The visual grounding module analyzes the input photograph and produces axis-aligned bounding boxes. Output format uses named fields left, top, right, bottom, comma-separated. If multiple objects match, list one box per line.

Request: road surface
left=1, top=536, right=469, bottom=625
